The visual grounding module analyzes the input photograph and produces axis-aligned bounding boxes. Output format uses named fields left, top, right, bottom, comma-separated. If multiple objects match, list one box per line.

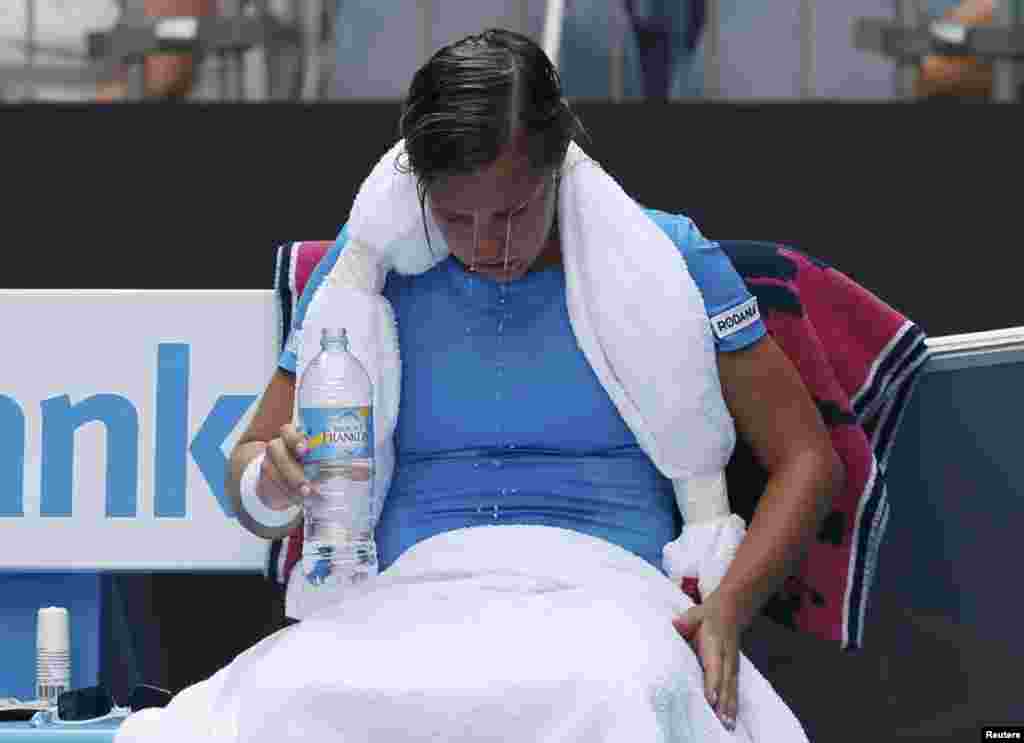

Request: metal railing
left=1, top=0, right=307, bottom=101
left=10, top=0, right=964, bottom=103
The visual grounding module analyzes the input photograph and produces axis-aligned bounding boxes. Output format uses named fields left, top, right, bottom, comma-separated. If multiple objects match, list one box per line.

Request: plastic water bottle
left=297, top=327, right=378, bottom=587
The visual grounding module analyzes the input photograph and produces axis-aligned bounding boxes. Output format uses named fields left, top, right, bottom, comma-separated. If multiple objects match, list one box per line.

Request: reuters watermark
left=983, top=726, right=1024, bottom=741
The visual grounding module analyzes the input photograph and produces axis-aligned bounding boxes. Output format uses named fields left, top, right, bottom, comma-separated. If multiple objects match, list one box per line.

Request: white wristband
left=239, top=450, right=301, bottom=530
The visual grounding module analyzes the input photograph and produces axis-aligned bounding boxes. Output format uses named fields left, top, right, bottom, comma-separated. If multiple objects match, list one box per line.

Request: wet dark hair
left=396, top=28, right=589, bottom=254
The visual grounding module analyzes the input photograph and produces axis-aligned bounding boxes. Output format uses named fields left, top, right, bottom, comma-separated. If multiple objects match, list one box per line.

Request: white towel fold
left=115, top=526, right=809, bottom=743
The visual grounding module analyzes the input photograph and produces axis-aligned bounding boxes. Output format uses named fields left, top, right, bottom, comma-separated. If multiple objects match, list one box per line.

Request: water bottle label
left=300, top=405, right=374, bottom=462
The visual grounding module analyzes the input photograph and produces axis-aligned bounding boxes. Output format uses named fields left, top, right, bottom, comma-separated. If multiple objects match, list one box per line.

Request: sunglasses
left=29, top=684, right=171, bottom=727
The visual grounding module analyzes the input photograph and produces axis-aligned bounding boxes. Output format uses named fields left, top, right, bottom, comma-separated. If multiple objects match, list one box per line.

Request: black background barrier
left=4, top=101, right=1023, bottom=336
left=4, top=102, right=1024, bottom=708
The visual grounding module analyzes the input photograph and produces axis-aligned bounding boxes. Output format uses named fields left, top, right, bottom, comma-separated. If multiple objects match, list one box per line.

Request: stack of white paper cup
left=36, top=607, right=71, bottom=705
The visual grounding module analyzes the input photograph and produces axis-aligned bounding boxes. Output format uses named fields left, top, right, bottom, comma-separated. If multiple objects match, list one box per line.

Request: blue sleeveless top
left=281, top=209, right=766, bottom=571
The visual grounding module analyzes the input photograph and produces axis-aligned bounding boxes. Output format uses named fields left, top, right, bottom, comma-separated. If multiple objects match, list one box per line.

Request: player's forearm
left=143, top=0, right=217, bottom=99
left=711, top=449, right=842, bottom=629
left=144, top=0, right=216, bottom=17
left=946, top=0, right=994, bottom=25
left=916, top=0, right=995, bottom=99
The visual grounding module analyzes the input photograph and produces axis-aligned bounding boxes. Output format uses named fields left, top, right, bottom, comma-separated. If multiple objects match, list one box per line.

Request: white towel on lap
left=116, top=526, right=808, bottom=742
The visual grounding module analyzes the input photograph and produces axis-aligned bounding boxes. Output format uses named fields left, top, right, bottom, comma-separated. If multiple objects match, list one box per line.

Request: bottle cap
left=321, top=327, right=348, bottom=348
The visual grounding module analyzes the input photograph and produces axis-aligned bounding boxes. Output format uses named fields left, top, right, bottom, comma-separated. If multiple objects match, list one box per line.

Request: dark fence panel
left=5, top=102, right=1021, bottom=336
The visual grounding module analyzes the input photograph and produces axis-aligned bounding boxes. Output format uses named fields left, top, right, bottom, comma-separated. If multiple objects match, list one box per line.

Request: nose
left=475, top=235, right=508, bottom=263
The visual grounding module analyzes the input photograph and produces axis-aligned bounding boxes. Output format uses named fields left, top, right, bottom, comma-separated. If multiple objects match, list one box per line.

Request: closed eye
left=435, top=185, right=539, bottom=223
left=440, top=213, right=473, bottom=225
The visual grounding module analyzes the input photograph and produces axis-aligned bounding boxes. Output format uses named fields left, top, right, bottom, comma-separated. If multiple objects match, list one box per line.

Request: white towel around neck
left=291, top=140, right=745, bottom=610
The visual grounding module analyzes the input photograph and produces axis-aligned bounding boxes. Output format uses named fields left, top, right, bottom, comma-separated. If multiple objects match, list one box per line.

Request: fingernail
left=296, top=443, right=307, bottom=458
left=707, top=690, right=717, bottom=707
left=299, top=483, right=311, bottom=498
